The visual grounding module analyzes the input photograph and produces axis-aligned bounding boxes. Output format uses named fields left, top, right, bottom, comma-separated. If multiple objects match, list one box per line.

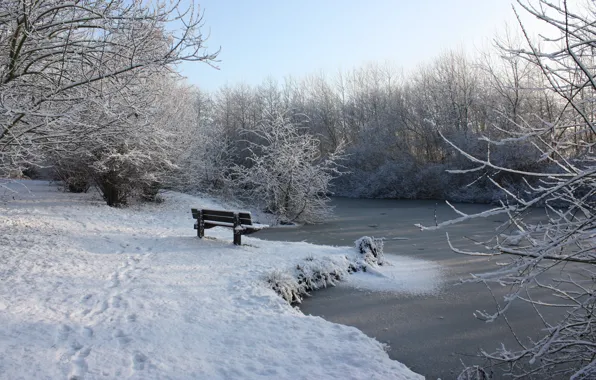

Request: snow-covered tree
left=172, top=87, right=238, bottom=193
left=232, top=112, right=343, bottom=224
left=0, top=0, right=217, bottom=194
left=47, top=73, right=184, bottom=205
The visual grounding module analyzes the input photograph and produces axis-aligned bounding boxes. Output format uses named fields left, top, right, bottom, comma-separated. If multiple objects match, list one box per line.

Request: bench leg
left=198, top=211, right=205, bottom=238
left=233, top=213, right=241, bottom=245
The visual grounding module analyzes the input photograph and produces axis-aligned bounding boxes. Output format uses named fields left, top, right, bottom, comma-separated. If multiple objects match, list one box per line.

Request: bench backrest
left=192, top=208, right=252, bottom=226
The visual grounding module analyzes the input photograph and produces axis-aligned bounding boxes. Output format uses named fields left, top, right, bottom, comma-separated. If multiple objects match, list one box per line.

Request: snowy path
left=0, top=181, right=421, bottom=379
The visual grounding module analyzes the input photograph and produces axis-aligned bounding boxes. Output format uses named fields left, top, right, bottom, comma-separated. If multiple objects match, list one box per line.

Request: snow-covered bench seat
left=191, top=208, right=266, bottom=245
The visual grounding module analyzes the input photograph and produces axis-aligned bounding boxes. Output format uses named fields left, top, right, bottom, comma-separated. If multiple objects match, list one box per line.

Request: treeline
left=180, top=48, right=582, bottom=204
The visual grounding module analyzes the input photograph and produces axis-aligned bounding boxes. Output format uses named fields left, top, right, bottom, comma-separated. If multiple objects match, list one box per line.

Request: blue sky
left=178, top=1, right=536, bottom=91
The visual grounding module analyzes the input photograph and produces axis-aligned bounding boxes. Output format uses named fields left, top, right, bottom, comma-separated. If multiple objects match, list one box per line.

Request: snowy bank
left=0, top=181, right=422, bottom=380
left=266, top=236, right=392, bottom=304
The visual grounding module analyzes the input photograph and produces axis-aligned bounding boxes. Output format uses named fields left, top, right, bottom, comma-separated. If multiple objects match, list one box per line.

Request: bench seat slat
left=204, top=221, right=234, bottom=228
left=202, top=209, right=250, bottom=217
left=203, top=216, right=253, bottom=225
left=201, top=209, right=235, bottom=217
left=205, top=221, right=259, bottom=229
left=201, top=214, right=236, bottom=224
left=196, top=223, right=261, bottom=231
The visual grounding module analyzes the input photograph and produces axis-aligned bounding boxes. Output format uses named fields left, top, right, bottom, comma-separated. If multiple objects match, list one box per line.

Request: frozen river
left=256, top=198, right=562, bottom=379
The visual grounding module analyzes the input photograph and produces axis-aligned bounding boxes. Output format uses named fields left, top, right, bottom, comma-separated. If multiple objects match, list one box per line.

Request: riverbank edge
left=266, top=236, right=386, bottom=304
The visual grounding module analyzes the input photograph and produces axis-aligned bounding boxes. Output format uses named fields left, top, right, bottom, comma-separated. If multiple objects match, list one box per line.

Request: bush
left=51, top=158, right=92, bottom=194
left=91, top=143, right=174, bottom=207
left=139, top=181, right=162, bottom=202
left=65, top=176, right=91, bottom=194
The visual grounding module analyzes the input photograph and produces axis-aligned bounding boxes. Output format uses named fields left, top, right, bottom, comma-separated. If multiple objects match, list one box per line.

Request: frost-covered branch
left=425, top=1, right=596, bottom=377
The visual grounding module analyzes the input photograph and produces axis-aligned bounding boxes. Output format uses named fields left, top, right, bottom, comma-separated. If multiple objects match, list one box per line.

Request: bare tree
left=419, top=1, right=596, bottom=378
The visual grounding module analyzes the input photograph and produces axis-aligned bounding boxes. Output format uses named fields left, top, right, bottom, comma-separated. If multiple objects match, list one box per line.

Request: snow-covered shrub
left=63, top=173, right=92, bottom=194
left=333, top=154, right=420, bottom=199
left=92, top=142, right=175, bottom=207
left=446, top=132, right=550, bottom=204
left=152, top=85, right=236, bottom=195
left=56, top=76, right=184, bottom=206
left=232, top=113, right=343, bottom=224
left=355, top=236, right=386, bottom=266
left=268, top=239, right=391, bottom=304
left=295, top=259, right=348, bottom=293
left=266, top=256, right=353, bottom=304
left=175, top=124, right=236, bottom=194
left=50, top=154, right=92, bottom=193
left=139, top=181, right=162, bottom=203
left=413, top=163, right=451, bottom=200
left=266, top=270, right=303, bottom=304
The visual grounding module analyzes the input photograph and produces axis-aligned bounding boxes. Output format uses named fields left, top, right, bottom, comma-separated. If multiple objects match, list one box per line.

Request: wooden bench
left=191, top=208, right=265, bottom=245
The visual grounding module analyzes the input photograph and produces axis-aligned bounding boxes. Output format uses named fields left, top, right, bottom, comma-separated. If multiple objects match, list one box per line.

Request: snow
left=0, top=180, right=422, bottom=380
left=343, top=255, right=444, bottom=295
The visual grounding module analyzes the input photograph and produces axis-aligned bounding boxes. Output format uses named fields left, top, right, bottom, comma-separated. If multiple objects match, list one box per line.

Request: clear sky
left=178, top=0, right=547, bottom=91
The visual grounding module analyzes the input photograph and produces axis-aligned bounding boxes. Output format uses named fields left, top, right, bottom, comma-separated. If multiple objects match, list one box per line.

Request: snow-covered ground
left=0, top=181, right=422, bottom=380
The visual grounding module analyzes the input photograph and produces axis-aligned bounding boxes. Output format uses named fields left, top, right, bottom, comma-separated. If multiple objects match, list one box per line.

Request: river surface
left=256, top=198, right=563, bottom=380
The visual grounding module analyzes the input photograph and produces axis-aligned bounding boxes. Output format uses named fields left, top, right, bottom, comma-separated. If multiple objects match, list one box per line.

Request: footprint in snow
left=108, top=272, right=120, bottom=288
left=110, top=295, right=122, bottom=308
left=70, top=340, right=83, bottom=351
left=113, top=329, right=131, bottom=346
left=91, top=300, right=108, bottom=316
left=81, top=326, right=93, bottom=338
left=69, top=346, right=91, bottom=380
left=56, top=324, right=71, bottom=342
left=132, top=351, right=148, bottom=370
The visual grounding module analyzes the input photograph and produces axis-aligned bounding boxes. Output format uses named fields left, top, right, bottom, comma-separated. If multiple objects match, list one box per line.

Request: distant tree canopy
left=179, top=49, right=559, bottom=205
